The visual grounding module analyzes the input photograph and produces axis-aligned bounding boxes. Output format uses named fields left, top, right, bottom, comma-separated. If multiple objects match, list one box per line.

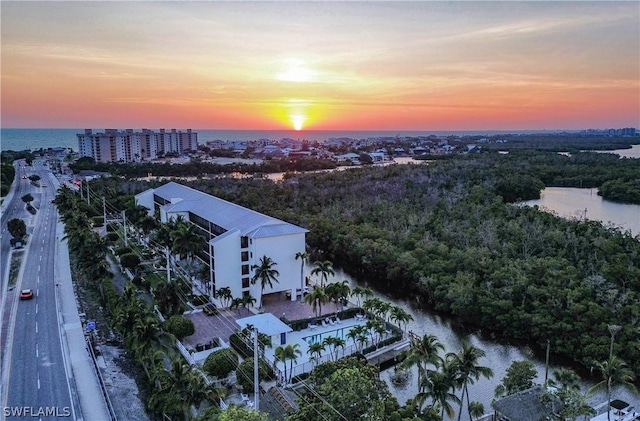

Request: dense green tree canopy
left=494, top=361, right=538, bottom=397
left=7, top=218, right=27, bottom=240
left=286, top=356, right=410, bottom=421
left=0, top=163, right=16, bottom=197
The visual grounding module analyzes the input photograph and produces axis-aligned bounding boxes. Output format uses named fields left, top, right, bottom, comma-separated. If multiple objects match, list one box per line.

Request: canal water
left=302, top=262, right=639, bottom=420
left=520, top=187, right=639, bottom=237
left=286, top=149, right=640, bottom=417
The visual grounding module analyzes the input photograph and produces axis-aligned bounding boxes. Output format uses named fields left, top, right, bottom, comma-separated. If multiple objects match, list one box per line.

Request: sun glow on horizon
left=291, top=114, right=306, bottom=131
left=2, top=3, right=638, bottom=130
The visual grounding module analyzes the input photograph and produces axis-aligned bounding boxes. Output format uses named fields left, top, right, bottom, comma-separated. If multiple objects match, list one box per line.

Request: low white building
left=135, top=182, right=307, bottom=306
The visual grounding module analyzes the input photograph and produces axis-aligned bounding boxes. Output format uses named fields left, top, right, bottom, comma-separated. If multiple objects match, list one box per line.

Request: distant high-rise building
left=77, top=128, right=198, bottom=163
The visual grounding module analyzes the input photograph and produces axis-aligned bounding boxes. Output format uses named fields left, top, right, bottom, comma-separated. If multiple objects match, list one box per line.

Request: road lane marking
left=36, top=304, right=38, bottom=314
left=36, top=322, right=38, bottom=333
left=36, top=344, right=39, bottom=357
left=37, top=374, right=40, bottom=389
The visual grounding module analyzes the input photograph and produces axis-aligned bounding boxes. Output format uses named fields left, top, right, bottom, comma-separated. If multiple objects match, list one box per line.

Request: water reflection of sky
left=521, top=187, right=639, bottom=236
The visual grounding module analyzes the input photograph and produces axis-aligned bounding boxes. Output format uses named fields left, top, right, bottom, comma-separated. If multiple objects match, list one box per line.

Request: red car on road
left=19, top=289, right=34, bottom=300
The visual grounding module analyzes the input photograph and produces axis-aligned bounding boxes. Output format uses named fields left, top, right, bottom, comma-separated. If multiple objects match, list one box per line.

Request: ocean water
left=0, top=128, right=547, bottom=152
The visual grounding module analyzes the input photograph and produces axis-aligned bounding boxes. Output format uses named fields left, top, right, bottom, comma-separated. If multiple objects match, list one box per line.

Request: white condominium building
left=77, top=128, right=198, bottom=163
left=135, top=182, right=308, bottom=306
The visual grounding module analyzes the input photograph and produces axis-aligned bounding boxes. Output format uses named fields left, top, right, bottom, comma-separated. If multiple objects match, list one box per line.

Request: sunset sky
left=2, top=1, right=639, bottom=131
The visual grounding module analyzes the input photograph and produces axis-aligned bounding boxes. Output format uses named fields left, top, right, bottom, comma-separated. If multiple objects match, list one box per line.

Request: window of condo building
left=242, top=277, right=250, bottom=288
left=241, top=251, right=249, bottom=262
left=242, top=265, right=249, bottom=275
left=241, top=236, right=249, bottom=249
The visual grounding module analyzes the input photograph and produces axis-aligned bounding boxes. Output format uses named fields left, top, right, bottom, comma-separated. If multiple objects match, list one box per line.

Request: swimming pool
left=302, top=326, right=349, bottom=345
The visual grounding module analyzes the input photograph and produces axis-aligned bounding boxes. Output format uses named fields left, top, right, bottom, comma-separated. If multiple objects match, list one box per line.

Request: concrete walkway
left=55, top=220, right=112, bottom=420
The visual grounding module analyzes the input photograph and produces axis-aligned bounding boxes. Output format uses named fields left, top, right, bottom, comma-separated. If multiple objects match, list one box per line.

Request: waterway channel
left=302, top=217, right=639, bottom=420
left=294, top=151, right=639, bottom=418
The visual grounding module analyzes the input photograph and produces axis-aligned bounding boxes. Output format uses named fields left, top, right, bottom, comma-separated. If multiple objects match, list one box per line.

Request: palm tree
left=215, top=286, right=233, bottom=308
left=274, top=345, right=289, bottom=384
left=468, top=401, right=485, bottom=420
left=400, top=333, right=445, bottom=390
left=323, top=336, right=346, bottom=361
left=362, top=297, right=386, bottom=318
left=376, top=301, right=392, bottom=322
left=304, top=285, right=328, bottom=317
left=351, top=286, right=374, bottom=308
left=295, top=251, right=309, bottom=300
left=241, top=293, right=257, bottom=315
left=275, top=344, right=302, bottom=383
left=332, top=280, right=351, bottom=311
left=389, top=306, right=414, bottom=335
left=251, top=255, right=280, bottom=308
left=153, top=279, right=183, bottom=316
left=362, top=298, right=377, bottom=316
left=325, top=281, right=350, bottom=312
left=308, top=342, right=326, bottom=366
left=365, top=319, right=384, bottom=345
left=183, top=368, right=207, bottom=417
left=347, top=325, right=368, bottom=352
left=230, top=297, right=242, bottom=314
left=129, top=312, right=164, bottom=362
left=170, top=219, right=204, bottom=263
left=588, top=356, right=637, bottom=421
left=112, top=294, right=145, bottom=338
left=286, top=344, right=302, bottom=382
left=448, top=341, right=493, bottom=421
left=165, top=357, right=206, bottom=420
left=137, top=215, right=159, bottom=237
left=417, top=362, right=461, bottom=420
left=311, top=260, right=334, bottom=287
left=171, top=220, right=205, bottom=289
left=550, top=367, right=581, bottom=391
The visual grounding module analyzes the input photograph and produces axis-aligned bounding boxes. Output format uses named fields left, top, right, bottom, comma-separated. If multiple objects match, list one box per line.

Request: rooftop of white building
left=149, top=182, right=308, bottom=239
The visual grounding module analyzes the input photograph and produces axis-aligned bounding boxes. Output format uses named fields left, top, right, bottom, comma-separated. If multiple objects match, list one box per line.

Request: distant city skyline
left=2, top=1, right=638, bottom=131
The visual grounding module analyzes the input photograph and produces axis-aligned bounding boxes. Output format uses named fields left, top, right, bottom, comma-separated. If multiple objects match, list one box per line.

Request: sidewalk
left=55, top=219, right=112, bottom=421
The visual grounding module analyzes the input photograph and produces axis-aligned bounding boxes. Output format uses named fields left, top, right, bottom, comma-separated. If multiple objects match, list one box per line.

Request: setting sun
left=1, top=2, right=638, bottom=130
left=291, top=115, right=306, bottom=131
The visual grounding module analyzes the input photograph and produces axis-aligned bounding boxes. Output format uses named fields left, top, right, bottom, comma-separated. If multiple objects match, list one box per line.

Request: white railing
left=175, top=339, right=196, bottom=366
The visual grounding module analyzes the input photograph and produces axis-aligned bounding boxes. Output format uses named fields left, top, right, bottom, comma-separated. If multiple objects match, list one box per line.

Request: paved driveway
left=183, top=309, right=246, bottom=348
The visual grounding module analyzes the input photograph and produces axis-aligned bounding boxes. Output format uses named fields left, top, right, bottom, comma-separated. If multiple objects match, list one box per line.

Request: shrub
left=119, top=253, right=140, bottom=270
left=191, top=294, right=209, bottom=306
left=229, top=333, right=252, bottom=358
left=105, top=232, right=119, bottom=243
left=203, top=348, right=238, bottom=378
left=165, top=315, right=195, bottom=340
left=114, top=246, right=132, bottom=256
left=91, top=215, right=104, bottom=227
left=236, top=358, right=270, bottom=393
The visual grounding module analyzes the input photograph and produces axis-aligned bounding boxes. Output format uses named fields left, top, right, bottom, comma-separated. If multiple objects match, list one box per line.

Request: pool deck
left=181, top=297, right=406, bottom=381
left=264, top=315, right=370, bottom=368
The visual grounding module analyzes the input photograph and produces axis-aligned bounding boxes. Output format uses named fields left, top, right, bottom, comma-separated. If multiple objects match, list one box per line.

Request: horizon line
left=3, top=127, right=635, bottom=132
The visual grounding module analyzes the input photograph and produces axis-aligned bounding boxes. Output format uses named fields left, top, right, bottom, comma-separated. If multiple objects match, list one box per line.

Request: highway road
left=1, top=161, right=75, bottom=419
